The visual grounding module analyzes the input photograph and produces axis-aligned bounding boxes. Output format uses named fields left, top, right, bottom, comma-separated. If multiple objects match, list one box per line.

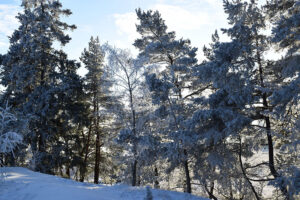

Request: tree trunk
left=129, top=86, right=138, bottom=187
left=256, top=37, right=289, bottom=199
left=94, top=130, right=101, bottom=184
left=154, top=167, right=160, bottom=189
left=183, top=149, right=191, bottom=193
left=36, top=131, right=46, bottom=173
left=204, top=181, right=218, bottom=200
left=93, top=89, right=101, bottom=184
left=66, top=166, right=70, bottom=178
left=80, top=125, right=92, bottom=182
left=256, top=32, right=277, bottom=178
left=265, top=116, right=277, bottom=177
left=132, top=159, right=137, bottom=186
left=238, top=137, right=260, bottom=200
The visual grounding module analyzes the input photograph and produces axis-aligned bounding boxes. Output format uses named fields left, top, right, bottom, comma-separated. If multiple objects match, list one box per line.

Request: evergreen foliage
left=0, top=0, right=298, bottom=199
left=0, top=104, right=25, bottom=164
left=80, top=36, right=120, bottom=184
left=134, top=8, right=199, bottom=193
left=0, top=0, right=81, bottom=174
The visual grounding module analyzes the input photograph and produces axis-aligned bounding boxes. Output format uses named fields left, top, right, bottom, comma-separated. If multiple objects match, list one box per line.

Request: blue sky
left=0, top=0, right=228, bottom=62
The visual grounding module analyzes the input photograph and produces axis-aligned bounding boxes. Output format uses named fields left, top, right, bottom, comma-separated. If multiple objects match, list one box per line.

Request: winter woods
left=0, top=0, right=299, bottom=199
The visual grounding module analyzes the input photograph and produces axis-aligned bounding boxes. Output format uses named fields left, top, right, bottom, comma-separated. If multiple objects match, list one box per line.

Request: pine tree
left=134, top=8, right=198, bottom=193
left=187, top=0, right=282, bottom=198
left=266, top=0, right=300, bottom=198
left=0, top=0, right=78, bottom=174
left=80, top=36, right=116, bottom=184
left=51, top=51, right=88, bottom=178
left=266, top=0, right=300, bottom=55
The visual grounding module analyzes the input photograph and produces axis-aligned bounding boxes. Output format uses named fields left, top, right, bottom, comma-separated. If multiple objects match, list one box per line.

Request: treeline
left=0, top=0, right=299, bottom=199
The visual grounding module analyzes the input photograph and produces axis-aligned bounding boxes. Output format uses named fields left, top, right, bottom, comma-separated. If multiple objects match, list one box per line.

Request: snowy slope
left=0, top=167, right=207, bottom=200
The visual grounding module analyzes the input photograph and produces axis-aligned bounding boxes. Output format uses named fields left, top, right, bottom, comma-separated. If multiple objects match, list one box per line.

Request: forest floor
left=0, top=167, right=207, bottom=200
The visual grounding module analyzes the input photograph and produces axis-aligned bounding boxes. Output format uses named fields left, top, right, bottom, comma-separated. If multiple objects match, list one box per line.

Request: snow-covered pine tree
left=80, top=36, right=117, bottom=184
left=134, top=8, right=198, bottom=193
left=266, top=0, right=300, bottom=55
left=265, top=0, right=300, bottom=198
left=51, top=51, right=88, bottom=178
left=190, top=32, right=257, bottom=200
left=221, top=2, right=276, bottom=193
left=80, top=36, right=104, bottom=184
left=187, top=0, right=286, bottom=198
left=0, top=0, right=78, bottom=174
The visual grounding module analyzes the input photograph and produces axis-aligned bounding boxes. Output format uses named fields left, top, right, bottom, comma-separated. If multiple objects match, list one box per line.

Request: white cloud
left=113, top=3, right=211, bottom=43
left=113, top=12, right=139, bottom=43
left=76, top=24, right=94, bottom=34
left=153, top=4, right=210, bottom=31
left=0, top=4, right=20, bottom=36
left=156, top=0, right=222, bottom=10
left=202, top=0, right=222, bottom=7
left=0, top=4, right=20, bottom=54
left=0, top=40, right=8, bottom=48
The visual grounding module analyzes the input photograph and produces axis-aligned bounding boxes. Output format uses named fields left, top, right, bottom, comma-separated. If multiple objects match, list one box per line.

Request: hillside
left=0, top=167, right=207, bottom=200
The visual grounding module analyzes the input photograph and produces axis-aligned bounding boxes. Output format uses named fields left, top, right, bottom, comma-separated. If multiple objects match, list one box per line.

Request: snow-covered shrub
left=0, top=104, right=24, bottom=165
left=0, top=104, right=25, bottom=183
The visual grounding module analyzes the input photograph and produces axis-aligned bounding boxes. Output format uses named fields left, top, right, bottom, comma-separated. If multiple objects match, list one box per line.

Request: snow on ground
left=0, top=167, right=207, bottom=200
